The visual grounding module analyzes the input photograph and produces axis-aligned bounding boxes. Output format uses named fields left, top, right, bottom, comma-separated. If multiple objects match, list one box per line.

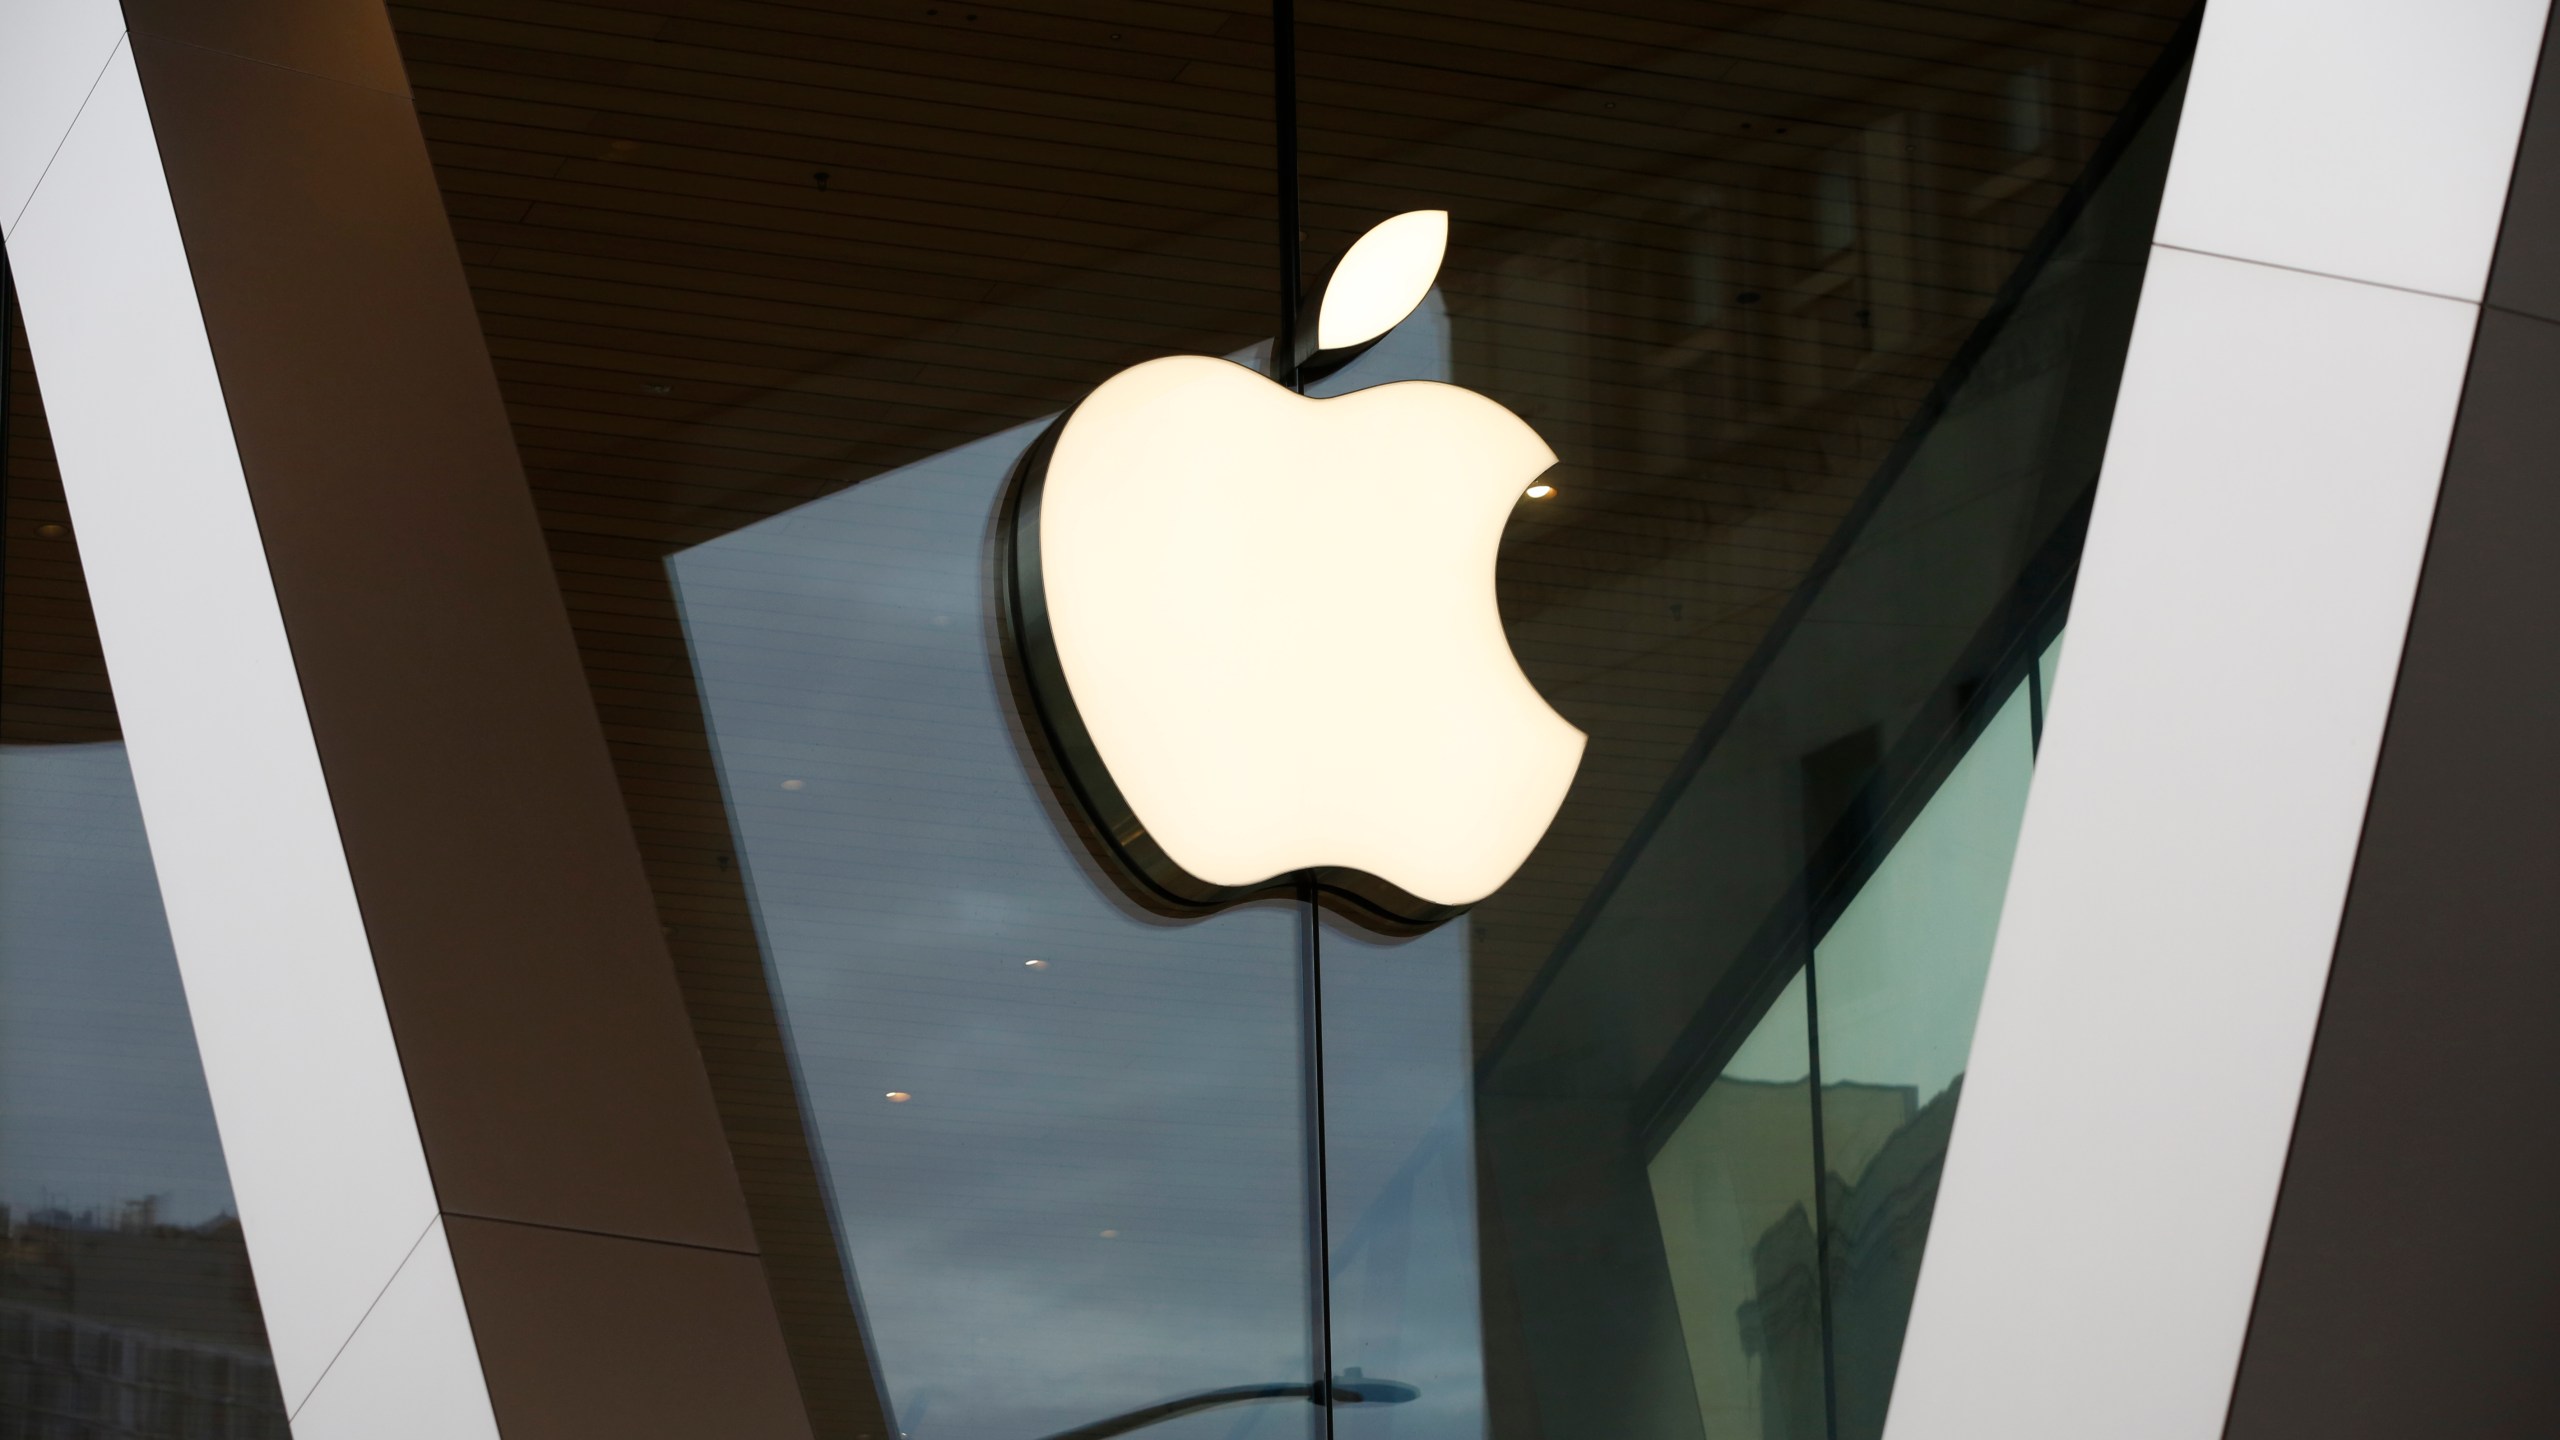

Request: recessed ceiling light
left=1524, top=484, right=1555, bottom=499
left=781, top=778, right=805, bottom=791
left=1024, top=959, right=1048, bottom=969
left=884, top=1091, right=912, bottom=1103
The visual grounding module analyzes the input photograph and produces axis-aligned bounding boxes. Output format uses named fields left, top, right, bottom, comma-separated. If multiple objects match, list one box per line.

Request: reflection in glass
left=1811, top=684, right=2036, bottom=1439
left=375, top=1, right=2196, bottom=1435
left=1296, top=10, right=2192, bottom=1439
left=1319, top=914, right=1483, bottom=1440
left=673, top=429, right=1314, bottom=1440
left=1648, top=972, right=1822, bottom=1440
left=1644, top=671, right=2045, bottom=1440
left=381, top=5, right=1298, bottom=1422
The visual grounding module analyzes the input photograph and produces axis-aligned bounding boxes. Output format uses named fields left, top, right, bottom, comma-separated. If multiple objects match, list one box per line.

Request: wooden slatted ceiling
left=1, top=331, right=115, bottom=748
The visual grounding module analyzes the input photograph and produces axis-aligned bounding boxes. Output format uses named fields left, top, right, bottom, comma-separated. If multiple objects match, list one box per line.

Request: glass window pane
left=1318, top=912, right=1484, bottom=1440
left=387, top=6, right=1306, bottom=1435
left=1294, top=8, right=2190, bottom=1439
left=2039, top=628, right=2068, bottom=722
left=1648, top=970, right=1823, bottom=1440
left=671, top=423, right=1314, bottom=1440
left=1812, top=682, right=2037, bottom=1439
left=376, top=3, right=2192, bottom=1436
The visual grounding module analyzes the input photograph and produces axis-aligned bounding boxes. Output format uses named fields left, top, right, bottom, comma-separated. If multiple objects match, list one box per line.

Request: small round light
left=1099, top=1229, right=1120, bottom=1239
left=1024, top=959, right=1048, bottom=970
left=781, top=779, right=805, bottom=791
left=884, top=1091, right=912, bottom=1103
left=1524, top=484, right=1555, bottom=500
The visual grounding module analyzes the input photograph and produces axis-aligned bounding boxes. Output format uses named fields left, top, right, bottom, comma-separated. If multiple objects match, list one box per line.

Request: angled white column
left=1886, top=4, right=2551, bottom=1439
left=3, top=2, right=813, bottom=1436
left=2, top=16, right=488, bottom=1435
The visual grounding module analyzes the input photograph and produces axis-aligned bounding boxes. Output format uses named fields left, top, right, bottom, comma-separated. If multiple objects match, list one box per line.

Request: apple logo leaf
left=1292, top=210, right=1448, bottom=383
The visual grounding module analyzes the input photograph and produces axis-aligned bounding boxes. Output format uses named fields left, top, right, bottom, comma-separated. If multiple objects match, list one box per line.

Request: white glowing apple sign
left=1002, top=211, right=1585, bottom=925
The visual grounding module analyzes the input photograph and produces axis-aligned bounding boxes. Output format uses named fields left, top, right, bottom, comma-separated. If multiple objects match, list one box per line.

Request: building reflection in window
left=673, top=425, right=1316, bottom=1440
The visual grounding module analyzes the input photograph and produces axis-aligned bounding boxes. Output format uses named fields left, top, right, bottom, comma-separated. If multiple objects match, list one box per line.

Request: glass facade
left=0, top=290, right=289, bottom=1435
left=384, top=2, right=2187, bottom=1435
left=1, top=0, right=2194, bottom=1435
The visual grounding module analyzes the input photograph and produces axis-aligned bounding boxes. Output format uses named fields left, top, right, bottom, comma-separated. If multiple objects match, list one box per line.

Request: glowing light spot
left=1524, top=484, right=1555, bottom=499
left=1036, top=357, right=1584, bottom=908
left=884, top=1091, right=912, bottom=1103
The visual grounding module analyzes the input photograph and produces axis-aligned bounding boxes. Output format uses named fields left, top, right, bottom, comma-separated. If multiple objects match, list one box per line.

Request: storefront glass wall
left=382, top=2, right=2190, bottom=1436
left=1, top=2, right=2196, bottom=1436
left=1286, top=12, right=2189, bottom=1427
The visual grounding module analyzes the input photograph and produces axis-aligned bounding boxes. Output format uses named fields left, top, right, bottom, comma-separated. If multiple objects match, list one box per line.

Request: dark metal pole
left=1272, top=3, right=1333, bottom=1429
left=1299, top=874, right=1337, bottom=1433
left=1273, top=0, right=1304, bottom=393
left=1801, top=952, right=1843, bottom=1440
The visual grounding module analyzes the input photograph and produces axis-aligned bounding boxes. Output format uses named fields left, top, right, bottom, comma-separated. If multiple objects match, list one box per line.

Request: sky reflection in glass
left=0, top=741, right=235, bottom=1227
left=674, top=299, right=1485, bottom=1440
left=675, top=425, right=1316, bottom=1440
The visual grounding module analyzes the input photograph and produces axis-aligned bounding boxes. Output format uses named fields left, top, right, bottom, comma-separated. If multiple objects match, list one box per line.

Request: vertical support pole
left=1299, top=878, right=1337, bottom=1431
left=1273, top=0, right=1304, bottom=393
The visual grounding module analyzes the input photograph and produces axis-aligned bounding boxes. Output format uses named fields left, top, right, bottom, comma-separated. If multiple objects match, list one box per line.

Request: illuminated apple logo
left=1000, top=211, right=1585, bottom=926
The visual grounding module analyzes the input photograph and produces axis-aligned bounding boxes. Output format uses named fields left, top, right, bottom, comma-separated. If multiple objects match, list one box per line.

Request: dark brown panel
left=445, top=1216, right=817, bottom=1440
left=2488, top=10, right=2560, bottom=324
left=2, top=326, right=116, bottom=747
left=123, top=0, right=412, bottom=94
left=126, top=33, right=758, bottom=1250
left=2223, top=311, right=2560, bottom=1436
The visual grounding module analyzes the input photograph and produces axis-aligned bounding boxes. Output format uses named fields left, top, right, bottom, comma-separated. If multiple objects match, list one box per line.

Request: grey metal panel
left=1884, top=5, right=2547, bottom=1438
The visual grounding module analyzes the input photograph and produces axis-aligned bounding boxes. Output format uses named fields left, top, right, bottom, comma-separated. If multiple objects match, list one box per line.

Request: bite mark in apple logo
left=999, top=210, right=1586, bottom=928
